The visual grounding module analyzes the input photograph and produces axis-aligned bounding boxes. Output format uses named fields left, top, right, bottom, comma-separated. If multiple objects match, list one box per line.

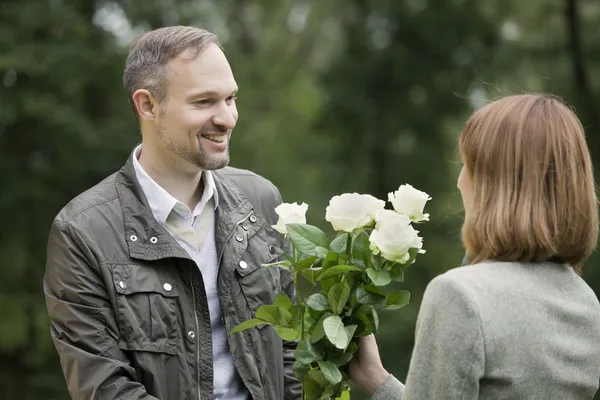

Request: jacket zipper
left=190, top=266, right=201, bottom=400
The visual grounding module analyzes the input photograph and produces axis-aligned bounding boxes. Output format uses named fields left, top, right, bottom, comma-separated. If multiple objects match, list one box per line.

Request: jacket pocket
left=236, top=254, right=282, bottom=315
left=111, top=264, right=179, bottom=355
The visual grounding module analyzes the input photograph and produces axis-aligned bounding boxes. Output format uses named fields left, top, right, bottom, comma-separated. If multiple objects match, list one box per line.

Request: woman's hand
left=349, top=334, right=391, bottom=396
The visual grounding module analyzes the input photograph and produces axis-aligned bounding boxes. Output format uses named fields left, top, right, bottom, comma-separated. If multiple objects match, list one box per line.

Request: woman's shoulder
left=429, top=260, right=600, bottom=314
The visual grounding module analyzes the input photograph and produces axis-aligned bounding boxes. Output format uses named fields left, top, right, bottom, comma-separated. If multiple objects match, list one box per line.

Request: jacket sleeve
left=43, top=219, right=159, bottom=400
left=270, top=187, right=302, bottom=400
left=371, top=375, right=405, bottom=400
left=400, top=273, right=485, bottom=400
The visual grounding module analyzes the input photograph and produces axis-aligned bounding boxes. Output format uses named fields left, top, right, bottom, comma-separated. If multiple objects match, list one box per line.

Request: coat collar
left=115, top=152, right=254, bottom=261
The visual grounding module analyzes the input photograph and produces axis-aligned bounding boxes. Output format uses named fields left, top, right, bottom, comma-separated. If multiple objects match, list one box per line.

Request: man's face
left=155, top=43, right=238, bottom=170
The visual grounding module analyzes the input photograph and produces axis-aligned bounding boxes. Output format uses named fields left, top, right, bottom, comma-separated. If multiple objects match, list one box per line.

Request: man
left=44, top=25, right=301, bottom=400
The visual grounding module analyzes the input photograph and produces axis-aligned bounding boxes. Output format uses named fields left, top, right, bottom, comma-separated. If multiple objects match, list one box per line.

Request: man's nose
left=212, top=103, right=237, bottom=131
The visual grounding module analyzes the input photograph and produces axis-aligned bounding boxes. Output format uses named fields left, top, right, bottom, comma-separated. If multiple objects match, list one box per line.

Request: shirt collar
left=132, top=144, right=219, bottom=226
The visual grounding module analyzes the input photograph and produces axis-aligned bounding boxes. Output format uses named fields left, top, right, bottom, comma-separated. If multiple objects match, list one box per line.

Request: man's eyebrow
left=187, top=89, right=238, bottom=98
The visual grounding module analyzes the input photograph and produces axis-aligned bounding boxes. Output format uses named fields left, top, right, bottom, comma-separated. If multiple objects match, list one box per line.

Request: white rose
left=325, top=193, right=385, bottom=233
left=369, top=209, right=424, bottom=263
left=272, top=202, right=309, bottom=235
left=388, top=184, right=431, bottom=222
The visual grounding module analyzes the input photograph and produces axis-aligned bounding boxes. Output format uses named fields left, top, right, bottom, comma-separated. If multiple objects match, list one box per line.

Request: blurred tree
left=0, top=1, right=137, bottom=397
left=0, top=0, right=599, bottom=399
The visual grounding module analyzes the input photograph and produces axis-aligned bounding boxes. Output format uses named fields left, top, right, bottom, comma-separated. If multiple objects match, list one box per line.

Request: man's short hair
left=123, top=25, right=220, bottom=108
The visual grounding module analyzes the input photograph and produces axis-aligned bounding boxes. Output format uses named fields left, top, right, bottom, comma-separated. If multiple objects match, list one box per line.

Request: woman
left=349, top=94, right=600, bottom=399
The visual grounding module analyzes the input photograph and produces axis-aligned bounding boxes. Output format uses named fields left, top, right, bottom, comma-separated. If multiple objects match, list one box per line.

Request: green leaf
left=273, top=292, right=293, bottom=310
left=323, top=315, right=349, bottom=349
left=390, top=264, right=405, bottom=282
left=311, top=312, right=332, bottom=342
left=274, top=326, right=300, bottom=341
left=336, top=389, right=351, bottom=400
left=358, top=306, right=380, bottom=334
left=229, top=318, right=265, bottom=333
left=304, top=371, right=324, bottom=399
left=327, top=351, right=354, bottom=367
left=316, top=264, right=362, bottom=281
left=322, top=251, right=340, bottom=269
left=255, top=305, right=281, bottom=325
left=321, top=277, right=336, bottom=292
left=306, top=293, right=330, bottom=311
left=366, top=268, right=392, bottom=286
left=386, top=290, right=411, bottom=310
left=320, top=386, right=336, bottom=400
left=344, top=324, right=358, bottom=341
left=295, top=339, right=321, bottom=364
left=317, top=360, right=343, bottom=385
left=308, top=369, right=327, bottom=388
left=330, top=232, right=349, bottom=253
left=315, top=246, right=330, bottom=258
left=295, top=255, right=319, bottom=270
left=356, top=287, right=386, bottom=305
left=370, top=253, right=383, bottom=270
left=292, top=360, right=310, bottom=381
left=363, top=284, right=386, bottom=296
left=301, top=268, right=322, bottom=284
left=296, top=273, right=319, bottom=300
left=328, top=282, right=351, bottom=314
left=287, top=223, right=329, bottom=256
left=351, top=231, right=370, bottom=262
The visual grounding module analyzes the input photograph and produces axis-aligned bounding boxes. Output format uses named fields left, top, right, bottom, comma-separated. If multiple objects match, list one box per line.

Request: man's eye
left=195, top=99, right=212, bottom=105
left=226, top=96, right=237, bottom=104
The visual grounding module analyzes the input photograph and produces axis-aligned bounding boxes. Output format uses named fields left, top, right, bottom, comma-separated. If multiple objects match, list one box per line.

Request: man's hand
left=349, top=334, right=390, bottom=397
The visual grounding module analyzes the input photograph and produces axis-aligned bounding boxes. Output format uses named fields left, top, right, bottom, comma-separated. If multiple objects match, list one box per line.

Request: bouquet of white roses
left=231, top=184, right=430, bottom=400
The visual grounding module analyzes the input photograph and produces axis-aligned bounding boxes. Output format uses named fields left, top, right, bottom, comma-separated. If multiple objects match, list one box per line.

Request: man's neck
left=138, top=144, right=204, bottom=211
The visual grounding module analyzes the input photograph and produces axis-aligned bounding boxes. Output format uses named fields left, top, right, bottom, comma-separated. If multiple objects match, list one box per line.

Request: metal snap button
left=119, top=281, right=126, bottom=290
left=163, top=283, right=172, bottom=292
left=129, top=235, right=138, bottom=242
left=249, top=215, right=257, bottom=223
left=150, top=237, right=158, bottom=244
left=187, top=330, right=196, bottom=340
left=269, top=245, right=276, bottom=254
left=235, top=235, right=244, bottom=242
left=241, top=224, right=249, bottom=231
left=239, top=261, right=248, bottom=269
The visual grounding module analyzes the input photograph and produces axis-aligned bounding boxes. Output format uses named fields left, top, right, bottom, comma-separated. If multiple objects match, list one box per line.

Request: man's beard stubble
left=158, top=121, right=230, bottom=171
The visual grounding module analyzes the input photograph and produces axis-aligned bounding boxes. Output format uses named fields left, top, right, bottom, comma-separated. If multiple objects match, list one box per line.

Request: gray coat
left=373, top=261, right=600, bottom=400
left=44, top=155, right=301, bottom=400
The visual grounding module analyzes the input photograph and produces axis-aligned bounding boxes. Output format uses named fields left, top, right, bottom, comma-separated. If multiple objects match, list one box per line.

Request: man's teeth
left=203, top=134, right=226, bottom=143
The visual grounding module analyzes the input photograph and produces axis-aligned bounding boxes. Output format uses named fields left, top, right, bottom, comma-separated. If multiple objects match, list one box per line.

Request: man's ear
left=132, top=89, right=159, bottom=121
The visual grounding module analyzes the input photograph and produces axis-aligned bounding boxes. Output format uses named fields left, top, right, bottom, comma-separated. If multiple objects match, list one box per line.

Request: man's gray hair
left=123, top=25, right=220, bottom=107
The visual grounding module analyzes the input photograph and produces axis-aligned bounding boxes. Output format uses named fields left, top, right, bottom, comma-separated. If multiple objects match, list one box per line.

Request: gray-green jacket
left=372, top=261, right=600, bottom=400
left=43, top=155, right=301, bottom=400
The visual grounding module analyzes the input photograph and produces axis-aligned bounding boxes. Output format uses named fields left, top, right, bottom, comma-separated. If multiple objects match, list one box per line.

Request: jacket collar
left=131, top=144, right=219, bottom=225
left=115, top=151, right=254, bottom=261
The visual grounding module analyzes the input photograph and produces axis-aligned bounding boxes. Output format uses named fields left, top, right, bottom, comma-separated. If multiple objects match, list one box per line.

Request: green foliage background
left=1, top=1, right=599, bottom=399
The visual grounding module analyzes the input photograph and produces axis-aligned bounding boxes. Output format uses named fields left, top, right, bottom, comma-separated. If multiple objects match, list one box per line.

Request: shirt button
left=249, top=215, right=257, bottom=223
left=187, top=330, right=196, bottom=340
left=239, top=261, right=248, bottom=269
left=163, top=283, right=173, bottom=292
left=150, top=237, right=158, bottom=243
left=241, top=224, right=249, bottom=231
left=119, top=281, right=126, bottom=290
left=129, top=235, right=138, bottom=242
left=235, top=234, right=244, bottom=242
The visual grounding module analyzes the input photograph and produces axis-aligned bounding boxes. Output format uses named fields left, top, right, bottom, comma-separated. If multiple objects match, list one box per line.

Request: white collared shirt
left=132, top=144, right=247, bottom=399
